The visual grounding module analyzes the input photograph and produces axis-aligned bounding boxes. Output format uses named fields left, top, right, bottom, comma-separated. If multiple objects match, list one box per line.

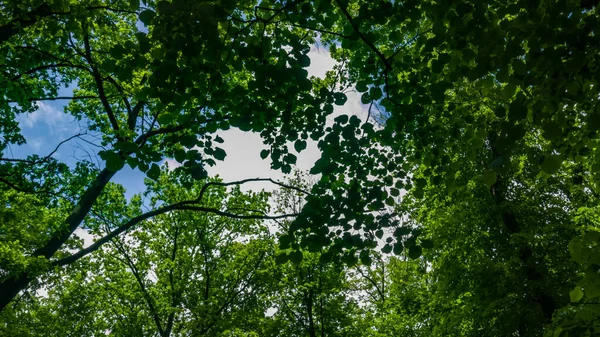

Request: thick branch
left=35, top=168, right=116, bottom=259
left=128, top=101, right=145, bottom=130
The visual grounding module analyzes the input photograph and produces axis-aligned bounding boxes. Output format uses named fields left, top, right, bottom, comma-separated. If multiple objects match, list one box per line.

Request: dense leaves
left=1, top=0, right=600, bottom=335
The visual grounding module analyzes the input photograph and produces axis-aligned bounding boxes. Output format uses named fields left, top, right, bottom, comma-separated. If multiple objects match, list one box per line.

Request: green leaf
left=483, top=169, right=497, bottom=187
left=408, top=245, right=422, bottom=259
left=360, top=251, right=372, bottom=266
left=393, top=242, right=403, bottom=255
left=542, top=122, right=561, bottom=141
left=289, top=250, right=304, bottom=265
left=158, top=113, right=174, bottom=125
left=369, top=87, right=382, bottom=100
left=361, top=92, right=372, bottom=104
left=356, top=81, right=368, bottom=92
left=139, top=9, right=156, bottom=26
left=375, top=229, right=384, bottom=239
left=541, top=155, right=562, bottom=174
left=147, top=163, right=160, bottom=180
left=421, top=239, right=434, bottom=249
left=126, top=156, right=137, bottom=169
left=570, top=287, right=584, bottom=303
left=333, top=92, right=347, bottom=106
left=213, top=147, right=227, bottom=161
left=260, top=149, right=269, bottom=159
left=135, top=32, right=151, bottom=54
left=512, top=59, right=526, bottom=76
left=174, top=149, right=186, bottom=163
left=284, top=153, right=297, bottom=164
left=334, top=114, right=349, bottom=124
left=105, top=152, right=125, bottom=172
left=294, top=140, right=307, bottom=152
left=214, top=135, right=224, bottom=143
left=190, top=165, right=206, bottom=179
left=279, top=235, right=292, bottom=250
left=275, top=253, right=289, bottom=264
left=298, top=54, right=310, bottom=68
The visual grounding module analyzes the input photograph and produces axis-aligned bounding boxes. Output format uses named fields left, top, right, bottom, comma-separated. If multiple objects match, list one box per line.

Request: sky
left=11, top=44, right=370, bottom=196
left=9, top=43, right=373, bottom=252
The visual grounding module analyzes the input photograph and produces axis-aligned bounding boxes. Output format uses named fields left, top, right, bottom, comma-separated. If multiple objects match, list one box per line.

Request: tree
left=268, top=171, right=363, bottom=337
left=0, top=171, right=278, bottom=336
left=0, top=0, right=326, bottom=309
left=1, top=1, right=599, bottom=335
left=352, top=255, right=431, bottom=337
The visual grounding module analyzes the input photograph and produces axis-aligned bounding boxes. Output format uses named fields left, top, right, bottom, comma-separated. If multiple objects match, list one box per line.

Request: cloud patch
left=17, top=101, right=71, bottom=134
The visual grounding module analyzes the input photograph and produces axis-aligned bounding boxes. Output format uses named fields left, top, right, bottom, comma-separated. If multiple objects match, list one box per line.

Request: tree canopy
left=1, top=0, right=600, bottom=336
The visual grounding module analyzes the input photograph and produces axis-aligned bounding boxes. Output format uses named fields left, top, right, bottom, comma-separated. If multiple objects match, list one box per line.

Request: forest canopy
left=1, top=0, right=600, bottom=336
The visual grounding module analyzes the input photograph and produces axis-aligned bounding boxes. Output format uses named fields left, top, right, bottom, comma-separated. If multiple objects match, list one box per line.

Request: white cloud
left=27, top=137, right=43, bottom=151
left=74, top=227, right=97, bottom=248
left=17, top=101, right=71, bottom=133
left=307, top=44, right=337, bottom=79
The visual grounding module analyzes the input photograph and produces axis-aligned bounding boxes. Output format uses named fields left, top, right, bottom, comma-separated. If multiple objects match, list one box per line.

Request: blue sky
left=11, top=90, right=147, bottom=199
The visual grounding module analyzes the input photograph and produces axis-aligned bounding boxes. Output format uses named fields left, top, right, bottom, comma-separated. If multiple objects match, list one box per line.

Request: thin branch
left=134, top=114, right=228, bottom=145
left=82, top=21, right=120, bottom=134
left=281, top=21, right=351, bottom=39
left=104, top=75, right=133, bottom=118
left=387, top=30, right=428, bottom=63
left=112, top=238, right=165, bottom=336
left=334, top=0, right=390, bottom=69
left=6, top=95, right=103, bottom=103
left=355, top=266, right=385, bottom=303
left=83, top=6, right=138, bottom=14
left=0, top=177, right=32, bottom=193
left=195, top=177, right=310, bottom=203
left=0, top=132, right=84, bottom=164
left=178, top=205, right=298, bottom=219
left=5, top=63, right=89, bottom=83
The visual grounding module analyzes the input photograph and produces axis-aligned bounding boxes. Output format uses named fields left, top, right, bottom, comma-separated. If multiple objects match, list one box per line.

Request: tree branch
left=5, top=63, right=89, bottom=83
left=0, top=132, right=84, bottom=164
left=195, top=177, right=311, bottom=203
left=6, top=95, right=104, bottom=103
left=334, top=0, right=390, bottom=69
left=53, top=202, right=297, bottom=267
left=82, top=21, right=120, bottom=134
left=128, top=101, right=145, bottom=130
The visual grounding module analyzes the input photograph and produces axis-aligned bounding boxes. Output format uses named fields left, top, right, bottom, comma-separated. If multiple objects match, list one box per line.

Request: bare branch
left=6, top=95, right=104, bottom=103
left=1, top=132, right=84, bottom=164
